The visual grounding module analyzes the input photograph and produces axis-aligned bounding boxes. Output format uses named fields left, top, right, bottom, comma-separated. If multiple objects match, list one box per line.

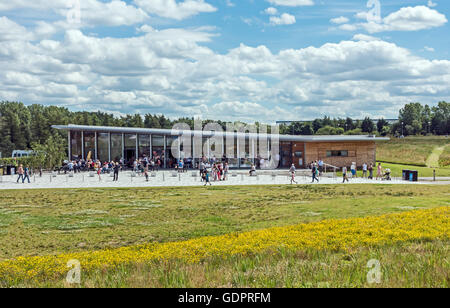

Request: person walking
left=376, top=163, right=383, bottom=180
left=289, top=164, right=298, bottom=184
left=23, top=165, right=31, bottom=183
left=16, top=164, right=24, bottom=183
left=143, top=159, right=149, bottom=182
left=311, top=163, right=319, bottom=183
left=368, top=163, right=374, bottom=180
left=204, top=169, right=212, bottom=186
left=342, top=166, right=349, bottom=183
left=113, top=162, right=120, bottom=181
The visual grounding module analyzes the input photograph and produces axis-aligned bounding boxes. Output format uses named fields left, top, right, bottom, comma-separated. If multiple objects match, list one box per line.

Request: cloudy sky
left=0, top=0, right=449, bottom=122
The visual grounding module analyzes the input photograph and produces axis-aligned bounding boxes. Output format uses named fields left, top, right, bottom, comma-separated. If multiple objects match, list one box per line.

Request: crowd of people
left=199, top=158, right=230, bottom=186
left=286, top=160, right=392, bottom=185
left=13, top=152, right=392, bottom=186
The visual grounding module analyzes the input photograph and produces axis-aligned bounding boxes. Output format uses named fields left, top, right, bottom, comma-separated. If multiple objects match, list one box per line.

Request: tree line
left=279, top=102, right=449, bottom=137
left=0, top=101, right=449, bottom=159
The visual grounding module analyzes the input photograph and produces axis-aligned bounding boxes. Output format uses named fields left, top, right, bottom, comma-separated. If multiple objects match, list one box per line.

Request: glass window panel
left=111, top=133, right=122, bottom=162
left=166, top=136, right=177, bottom=168
left=97, top=133, right=109, bottom=162
left=124, top=134, right=137, bottom=164
left=152, top=135, right=164, bottom=168
left=70, top=131, right=82, bottom=160
left=138, top=135, right=150, bottom=158
left=83, top=132, right=96, bottom=161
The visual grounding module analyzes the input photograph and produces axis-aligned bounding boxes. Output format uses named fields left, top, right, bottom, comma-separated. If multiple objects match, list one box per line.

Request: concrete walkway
left=1, top=171, right=449, bottom=190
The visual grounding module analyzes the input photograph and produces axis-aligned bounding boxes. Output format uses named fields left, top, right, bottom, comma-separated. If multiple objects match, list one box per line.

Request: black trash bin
left=410, top=170, right=419, bottom=182
left=402, top=170, right=410, bottom=181
left=6, top=165, right=16, bottom=175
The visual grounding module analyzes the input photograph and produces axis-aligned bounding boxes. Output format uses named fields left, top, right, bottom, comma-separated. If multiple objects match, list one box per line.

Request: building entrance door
left=280, top=142, right=292, bottom=168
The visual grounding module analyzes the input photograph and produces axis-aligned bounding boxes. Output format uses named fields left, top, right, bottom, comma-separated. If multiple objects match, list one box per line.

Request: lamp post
left=428, top=121, right=431, bottom=135
left=401, top=121, right=404, bottom=137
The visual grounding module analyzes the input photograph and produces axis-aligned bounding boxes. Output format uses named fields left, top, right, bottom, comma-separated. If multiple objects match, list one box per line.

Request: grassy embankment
left=375, top=136, right=450, bottom=177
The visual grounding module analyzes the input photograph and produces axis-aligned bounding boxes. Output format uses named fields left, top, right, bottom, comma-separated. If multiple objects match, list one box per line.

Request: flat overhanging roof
left=52, top=124, right=390, bottom=142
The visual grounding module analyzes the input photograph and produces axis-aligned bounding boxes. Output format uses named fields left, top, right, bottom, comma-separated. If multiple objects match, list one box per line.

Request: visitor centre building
left=53, top=124, right=389, bottom=169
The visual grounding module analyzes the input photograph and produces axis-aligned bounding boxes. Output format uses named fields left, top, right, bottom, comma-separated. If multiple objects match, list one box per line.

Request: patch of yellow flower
left=0, top=207, right=448, bottom=282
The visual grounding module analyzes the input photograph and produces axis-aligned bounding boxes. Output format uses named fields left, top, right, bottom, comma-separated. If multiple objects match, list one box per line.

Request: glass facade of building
left=67, top=129, right=280, bottom=169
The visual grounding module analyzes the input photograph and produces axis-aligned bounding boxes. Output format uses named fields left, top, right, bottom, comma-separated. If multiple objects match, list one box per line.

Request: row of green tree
left=0, top=101, right=449, bottom=161
left=279, top=102, right=449, bottom=137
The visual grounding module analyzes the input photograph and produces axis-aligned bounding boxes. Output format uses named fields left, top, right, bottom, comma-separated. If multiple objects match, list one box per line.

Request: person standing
left=318, top=159, right=324, bottom=174
left=143, top=158, right=149, bottom=182
left=362, top=163, right=368, bottom=179
left=351, top=163, right=357, bottom=178
left=16, top=164, right=24, bottom=183
left=342, top=166, right=349, bottom=183
left=113, top=162, right=120, bottom=181
left=223, top=162, right=229, bottom=181
left=289, top=164, right=298, bottom=184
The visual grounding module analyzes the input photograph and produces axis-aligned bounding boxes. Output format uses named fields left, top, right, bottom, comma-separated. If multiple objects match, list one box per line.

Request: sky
left=0, top=0, right=449, bottom=123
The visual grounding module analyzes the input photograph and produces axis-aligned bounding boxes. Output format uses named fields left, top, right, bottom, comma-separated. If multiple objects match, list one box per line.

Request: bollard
left=82, top=175, right=84, bottom=182
left=50, top=175, right=52, bottom=183
left=433, top=169, right=436, bottom=182
left=163, top=172, right=165, bottom=182
left=179, top=173, right=181, bottom=182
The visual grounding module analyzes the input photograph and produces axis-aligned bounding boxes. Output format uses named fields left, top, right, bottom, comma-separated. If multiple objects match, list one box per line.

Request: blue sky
left=0, top=0, right=449, bottom=122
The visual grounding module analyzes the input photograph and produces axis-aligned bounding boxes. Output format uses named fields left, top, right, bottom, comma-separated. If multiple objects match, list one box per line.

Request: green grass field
left=377, top=136, right=450, bottom=167
left=1, top=185, right=449, bottom=260
left=0, top=184, right=449, bottom=288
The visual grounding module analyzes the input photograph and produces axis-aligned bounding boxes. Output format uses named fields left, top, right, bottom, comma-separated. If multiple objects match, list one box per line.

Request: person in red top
left=16, top=164, right=24, bottom=183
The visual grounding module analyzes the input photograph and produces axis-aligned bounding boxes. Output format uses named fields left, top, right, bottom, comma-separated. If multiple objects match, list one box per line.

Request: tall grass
left=3, top=240, right=448, bottom=288
left=439, top=145, right=450, bottom=167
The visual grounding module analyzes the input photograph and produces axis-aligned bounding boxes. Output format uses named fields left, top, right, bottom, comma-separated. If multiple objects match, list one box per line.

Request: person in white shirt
left=362, top=163, right=368, bottom=178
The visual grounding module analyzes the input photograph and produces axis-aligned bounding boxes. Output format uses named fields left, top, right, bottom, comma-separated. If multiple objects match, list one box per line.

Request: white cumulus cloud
left=270, top=13, right=296, bottom=25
